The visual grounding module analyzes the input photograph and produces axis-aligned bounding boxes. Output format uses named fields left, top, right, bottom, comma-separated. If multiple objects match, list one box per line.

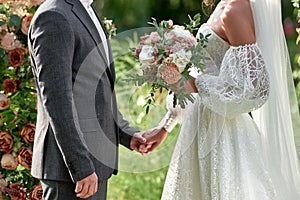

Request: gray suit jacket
left=28, top=0, right=138, bottom=182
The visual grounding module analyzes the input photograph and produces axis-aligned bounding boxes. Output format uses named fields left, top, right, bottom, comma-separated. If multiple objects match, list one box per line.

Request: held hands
left=130, top=132, right=147, bottom=152
left=131, top=127, right=168, bottom=155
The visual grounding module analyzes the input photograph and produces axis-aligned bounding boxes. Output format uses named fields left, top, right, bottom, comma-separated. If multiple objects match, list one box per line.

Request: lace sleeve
left=158, top=93, right=187, bottom=132
left=195, top=44, right=270, bottom=118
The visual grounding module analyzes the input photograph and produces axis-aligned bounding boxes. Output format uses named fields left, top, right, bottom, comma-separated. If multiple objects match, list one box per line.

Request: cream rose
left=170, top=26, right=193, bottom=39
left=0, top=94, right=9, bottom=110
left=1, top=153, right=18, bottom=170
left=139, top=45, right=155, bottom=66
left=170, top=49, right=192, bottom=72
left=1, top=33, right=22, bottom=51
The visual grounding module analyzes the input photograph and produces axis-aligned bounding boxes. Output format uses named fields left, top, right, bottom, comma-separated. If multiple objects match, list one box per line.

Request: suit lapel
left=65, top=0, right=100, bottom=45
left=65, top=0, right=115, bottom=87
left=93, top=6, right=116, bottom=84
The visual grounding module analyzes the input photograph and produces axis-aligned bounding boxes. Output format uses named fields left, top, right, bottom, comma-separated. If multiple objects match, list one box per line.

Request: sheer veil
left=250, top=0, right=300, bottom=197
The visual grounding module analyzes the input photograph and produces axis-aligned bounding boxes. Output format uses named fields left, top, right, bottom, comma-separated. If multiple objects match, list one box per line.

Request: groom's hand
left=139, top=127, right=168, bottom=154
left=75, top=172, right=98, bottom=199
left=130, top=132, right=147, bottom=152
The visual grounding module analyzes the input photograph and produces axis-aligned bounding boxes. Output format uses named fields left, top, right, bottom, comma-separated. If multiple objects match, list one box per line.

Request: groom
left=28, top=0, right=148, bottom=199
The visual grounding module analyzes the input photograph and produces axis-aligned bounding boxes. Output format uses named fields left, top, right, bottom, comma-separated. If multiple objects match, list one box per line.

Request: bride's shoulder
left=222, top=0, right=252, bottom=20
left=221, top=0, right=255, bottom=46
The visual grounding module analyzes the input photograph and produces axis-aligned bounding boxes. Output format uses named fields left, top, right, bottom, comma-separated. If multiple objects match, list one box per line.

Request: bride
left=138, top=0, right=300, bottom=199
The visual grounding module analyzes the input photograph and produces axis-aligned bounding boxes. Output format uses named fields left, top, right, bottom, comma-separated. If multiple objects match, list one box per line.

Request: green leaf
left=0, top=20, right=5, bottom=26
left=0, top=48, right=5, bottom=57
left=129, top=47, right=136, bottom=52
left=157, top=54, right=163, bottom=61
left=27, top=5, right=39, bottom=13
left=0, top=4, right=8, bottom=14
left=9, top=15, right=21, bottom=32
left=165, top=39, right=173, bottom=46
left=16, top=164, right=26, bottom=171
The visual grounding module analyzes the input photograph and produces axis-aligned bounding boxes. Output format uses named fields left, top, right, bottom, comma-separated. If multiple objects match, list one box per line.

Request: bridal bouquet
left=131, top=15, right=210, bottom=113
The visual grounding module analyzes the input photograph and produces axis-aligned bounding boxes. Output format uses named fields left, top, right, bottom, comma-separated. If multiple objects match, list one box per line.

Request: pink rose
left=158, top=63, right=181, bottom=85
left=29, top=184, right=43, bottom=200
left=134, top=43, right=144, bottom=58
left=19, top=123, right=35, bottom=144
left=0, top=131, right=13, bottom=153
left=17, top=146, right=33, bottom=170
left=1, top=33, right=22, bottom=51
left=29, top=0, right=45, bottom=7
left=0, top=94, right=10, bottom=110
left=8, top=48, right=24, bottom=68
left=2, top=78, right=19, bottom=94
left=1, top=153, right=18, bottom=170
left=21, top=14, right=34, bottom=35
left=144, top=32, right=160, bottom=44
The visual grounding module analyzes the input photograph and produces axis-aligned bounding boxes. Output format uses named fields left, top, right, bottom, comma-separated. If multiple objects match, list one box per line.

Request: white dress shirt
left=79, top=0, right=110, bottom=65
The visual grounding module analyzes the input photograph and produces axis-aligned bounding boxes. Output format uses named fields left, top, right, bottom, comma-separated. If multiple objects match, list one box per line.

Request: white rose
left=170, top=49, right=192, bottom=72
left=139, top=45, right=155, bottom=66
left=170, top=27, right=192, bottom=39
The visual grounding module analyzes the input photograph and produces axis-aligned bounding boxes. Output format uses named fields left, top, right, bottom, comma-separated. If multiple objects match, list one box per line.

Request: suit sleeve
left=116, top=109, right=139, bottom=149
left=29, top=11, right=95, bottom=182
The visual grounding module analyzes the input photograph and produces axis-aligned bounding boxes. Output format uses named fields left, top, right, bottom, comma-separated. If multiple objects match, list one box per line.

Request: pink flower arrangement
left=132, top=17, right=205, bottom=111
left=134, top=21, right=197, bottom=83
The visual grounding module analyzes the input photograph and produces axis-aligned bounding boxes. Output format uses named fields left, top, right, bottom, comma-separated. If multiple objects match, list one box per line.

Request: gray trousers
left=41, top=179, right=107, bottom=200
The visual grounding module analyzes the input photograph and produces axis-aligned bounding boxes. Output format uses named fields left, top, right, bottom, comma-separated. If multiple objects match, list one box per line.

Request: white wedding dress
left=160, top=25, right=300, bottom=200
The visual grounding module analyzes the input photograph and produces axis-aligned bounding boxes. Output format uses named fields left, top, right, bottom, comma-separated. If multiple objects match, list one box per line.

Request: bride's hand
left=137, top=127, right=168, bottom=154
left=184, top=77, right=198, bottom=94
left=170, top=76, right=198, bottom=95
